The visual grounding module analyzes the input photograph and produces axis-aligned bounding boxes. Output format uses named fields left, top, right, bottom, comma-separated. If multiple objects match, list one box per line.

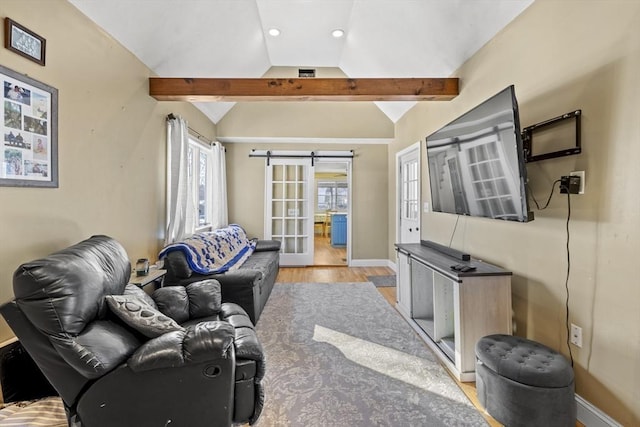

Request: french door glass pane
left=268, top=160, right=312, bottom=265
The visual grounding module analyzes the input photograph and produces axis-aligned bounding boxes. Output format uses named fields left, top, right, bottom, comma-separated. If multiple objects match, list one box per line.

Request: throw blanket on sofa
left=159, top=224, right=257, bottom=274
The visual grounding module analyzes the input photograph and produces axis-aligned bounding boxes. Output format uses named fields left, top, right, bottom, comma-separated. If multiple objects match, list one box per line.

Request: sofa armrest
left=218, top=303, right=266, bottom=425
left=163, top=250, right=193, bottom=281
left=128, top=321, right=234, bottom=372
left=254, top=240, right=281, bottom=252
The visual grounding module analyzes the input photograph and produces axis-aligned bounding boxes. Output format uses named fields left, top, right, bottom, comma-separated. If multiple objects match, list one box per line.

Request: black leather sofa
left=162, top=239, right=280, bottom=324
left=0, top=235, right=265, bottom=427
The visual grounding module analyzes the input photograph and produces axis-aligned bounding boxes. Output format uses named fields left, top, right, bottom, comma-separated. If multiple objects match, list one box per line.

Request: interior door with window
left=265, top=158, right=314, bottom=266
left=398, top=146, right=420, bottom=244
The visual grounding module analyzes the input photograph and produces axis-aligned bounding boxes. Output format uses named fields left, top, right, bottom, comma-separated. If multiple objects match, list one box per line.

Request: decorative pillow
left=123, top=283, right=158, bottom=309
left=105, top=295, right=184, bottom=338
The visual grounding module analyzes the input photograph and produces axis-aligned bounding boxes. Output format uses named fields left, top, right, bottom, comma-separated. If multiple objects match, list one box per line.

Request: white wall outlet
left=423, top=202, right=430, bottom=213
left=569, top=171, right=585, bottom=194
left=570, top=323, right=583, bottom=347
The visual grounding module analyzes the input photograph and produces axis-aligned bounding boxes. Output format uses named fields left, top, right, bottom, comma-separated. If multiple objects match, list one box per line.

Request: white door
left=397, top=144, right=421, bottom=244
left=265, top=158, right=314, bottom=266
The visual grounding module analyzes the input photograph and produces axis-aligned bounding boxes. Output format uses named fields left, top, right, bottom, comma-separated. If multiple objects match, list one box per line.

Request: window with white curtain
left=165, top=115, right=227, bottom=244
left=187, top=136, right=213, bottom=229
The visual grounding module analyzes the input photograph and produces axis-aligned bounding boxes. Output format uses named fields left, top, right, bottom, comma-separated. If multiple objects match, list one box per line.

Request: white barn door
left=265, top=158, right=314, bottom=266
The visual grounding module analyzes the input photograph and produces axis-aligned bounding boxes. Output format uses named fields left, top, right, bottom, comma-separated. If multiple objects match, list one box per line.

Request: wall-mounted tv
left=426, top=85, right=532, bottom=222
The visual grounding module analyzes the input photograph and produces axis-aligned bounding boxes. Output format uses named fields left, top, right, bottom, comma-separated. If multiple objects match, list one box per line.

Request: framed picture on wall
left=0, top=64, right=58, bottom=188
left=4, top=18, right=46, bottom=66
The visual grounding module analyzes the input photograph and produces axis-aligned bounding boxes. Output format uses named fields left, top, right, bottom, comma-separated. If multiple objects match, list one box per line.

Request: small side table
left=128, top=268, right=166, bottom=288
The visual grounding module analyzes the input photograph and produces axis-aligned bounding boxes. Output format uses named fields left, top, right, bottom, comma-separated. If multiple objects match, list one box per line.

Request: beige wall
left=0, top=1, right=215, bottom=340
left=218, top=66, right=395, bottom=140
left=392, top=1, right=640, bottom=424
left=225, top=142, right=389, bottom=261
left=217, top=101, right=394, bottom=140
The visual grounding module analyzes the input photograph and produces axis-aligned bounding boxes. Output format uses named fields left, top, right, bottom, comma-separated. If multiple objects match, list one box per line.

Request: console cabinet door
left=410, top=259, right=435, bottom=340
left=396, top=250, right=412, bottom=316
left=433, top=272, right=455, bottom=362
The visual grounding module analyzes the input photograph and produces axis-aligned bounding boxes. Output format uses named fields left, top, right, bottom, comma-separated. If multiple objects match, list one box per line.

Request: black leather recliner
left=0, top=235, right=265, bottom=427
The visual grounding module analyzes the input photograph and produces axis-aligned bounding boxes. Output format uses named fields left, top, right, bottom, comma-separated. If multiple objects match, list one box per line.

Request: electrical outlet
left=560, top=175, right=581, bottom=194
left=569, top=171, right=585, bottom=194
left=570, top=323, right=583, bottom=348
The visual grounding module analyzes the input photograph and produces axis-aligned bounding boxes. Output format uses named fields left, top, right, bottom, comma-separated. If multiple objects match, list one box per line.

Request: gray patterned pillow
left=106, top=294, right=184, bottom=338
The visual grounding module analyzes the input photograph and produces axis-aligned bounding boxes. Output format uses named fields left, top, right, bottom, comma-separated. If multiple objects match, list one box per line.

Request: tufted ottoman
left=475, top=334, right=576, bottom=427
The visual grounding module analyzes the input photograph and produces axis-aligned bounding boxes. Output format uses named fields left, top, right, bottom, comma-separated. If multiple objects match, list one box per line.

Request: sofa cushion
left=186, top=280, right=223, bottom=318
left=153, top=280, right=223, bottom=324
left=106, top=295, right=184, bottom=338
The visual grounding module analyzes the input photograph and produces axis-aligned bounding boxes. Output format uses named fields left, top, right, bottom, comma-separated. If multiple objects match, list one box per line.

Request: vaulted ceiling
left=69, top=0, right=534, bottom=124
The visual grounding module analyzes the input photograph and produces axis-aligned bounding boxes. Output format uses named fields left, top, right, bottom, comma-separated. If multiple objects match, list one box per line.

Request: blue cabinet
left=331, top=214, right=347, bottom=246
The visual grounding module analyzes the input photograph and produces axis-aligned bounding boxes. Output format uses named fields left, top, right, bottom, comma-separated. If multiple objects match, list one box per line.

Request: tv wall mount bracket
left=522, top=109, right=581, bottom=163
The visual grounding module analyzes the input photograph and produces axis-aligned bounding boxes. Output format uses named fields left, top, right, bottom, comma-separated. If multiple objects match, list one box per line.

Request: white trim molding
left=350, top=259, right=396, bottom=269
left=217, top=136, right=393, bottom=145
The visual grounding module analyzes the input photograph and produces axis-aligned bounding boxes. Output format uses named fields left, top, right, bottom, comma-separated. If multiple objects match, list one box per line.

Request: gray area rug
left=255, top=282, right=487, bottom=427
left=367, top=274, right=396, bottom=287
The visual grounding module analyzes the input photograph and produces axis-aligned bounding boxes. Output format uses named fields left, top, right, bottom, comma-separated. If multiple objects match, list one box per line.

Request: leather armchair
left=0, top=235, right=265, bottom=427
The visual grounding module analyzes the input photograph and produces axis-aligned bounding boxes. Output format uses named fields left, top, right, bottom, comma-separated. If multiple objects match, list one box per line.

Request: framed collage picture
left=1, top=64, right=58, bottom=187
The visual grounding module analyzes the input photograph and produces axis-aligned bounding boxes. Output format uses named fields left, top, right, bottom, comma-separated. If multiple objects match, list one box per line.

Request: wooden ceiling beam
left=149, top=77, right=459, bottom=102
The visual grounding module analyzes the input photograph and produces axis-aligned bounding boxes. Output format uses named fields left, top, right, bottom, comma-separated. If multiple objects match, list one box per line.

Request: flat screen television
left=425, top=85, right=532, bottom=222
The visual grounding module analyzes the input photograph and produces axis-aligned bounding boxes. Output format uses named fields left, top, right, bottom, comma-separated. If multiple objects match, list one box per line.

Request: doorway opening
left=313, top=161, right=350, bottom=266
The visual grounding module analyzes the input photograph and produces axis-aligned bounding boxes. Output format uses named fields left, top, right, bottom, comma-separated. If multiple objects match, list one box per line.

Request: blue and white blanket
left=159, top=224, right=256, bottom=274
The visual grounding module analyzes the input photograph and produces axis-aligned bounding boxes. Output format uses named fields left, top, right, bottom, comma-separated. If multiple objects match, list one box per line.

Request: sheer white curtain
left=165, top=116, right=196, bottom=245
left=209, top=142, right=228, bottom=229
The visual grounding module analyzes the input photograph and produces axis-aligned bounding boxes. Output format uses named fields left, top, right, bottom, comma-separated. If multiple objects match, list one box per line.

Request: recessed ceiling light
left=268, top=28, right=281, bottom=37
left=331, top=29, right=345, bottom=38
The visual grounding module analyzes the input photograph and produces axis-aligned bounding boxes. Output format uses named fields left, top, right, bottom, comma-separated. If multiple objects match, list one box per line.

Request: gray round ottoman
left=475, top=334, right=576, bottom=427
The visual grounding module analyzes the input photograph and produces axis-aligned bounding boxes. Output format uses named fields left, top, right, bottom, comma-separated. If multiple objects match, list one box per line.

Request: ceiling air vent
left=298, top=68, right=316, bottom=78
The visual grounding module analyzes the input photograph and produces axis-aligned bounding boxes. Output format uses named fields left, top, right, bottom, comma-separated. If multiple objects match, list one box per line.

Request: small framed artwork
left=1, top=64, right=58, bottom=188
left=4, top=18, right=46, bottom=66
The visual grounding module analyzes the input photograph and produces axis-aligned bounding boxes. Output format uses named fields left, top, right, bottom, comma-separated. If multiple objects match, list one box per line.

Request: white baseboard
left=349, top=259, right=396, bottom=269
left=576, top=394, right=621, bottom=427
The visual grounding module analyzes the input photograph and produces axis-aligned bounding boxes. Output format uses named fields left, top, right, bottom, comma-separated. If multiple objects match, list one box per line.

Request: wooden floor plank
left=313, top=235, right=347, bottom=266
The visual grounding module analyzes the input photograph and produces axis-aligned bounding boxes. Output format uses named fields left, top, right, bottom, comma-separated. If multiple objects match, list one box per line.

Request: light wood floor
left=313, top=235, right=346, bottom=266
left=276, top=266, right=502, bottom=427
